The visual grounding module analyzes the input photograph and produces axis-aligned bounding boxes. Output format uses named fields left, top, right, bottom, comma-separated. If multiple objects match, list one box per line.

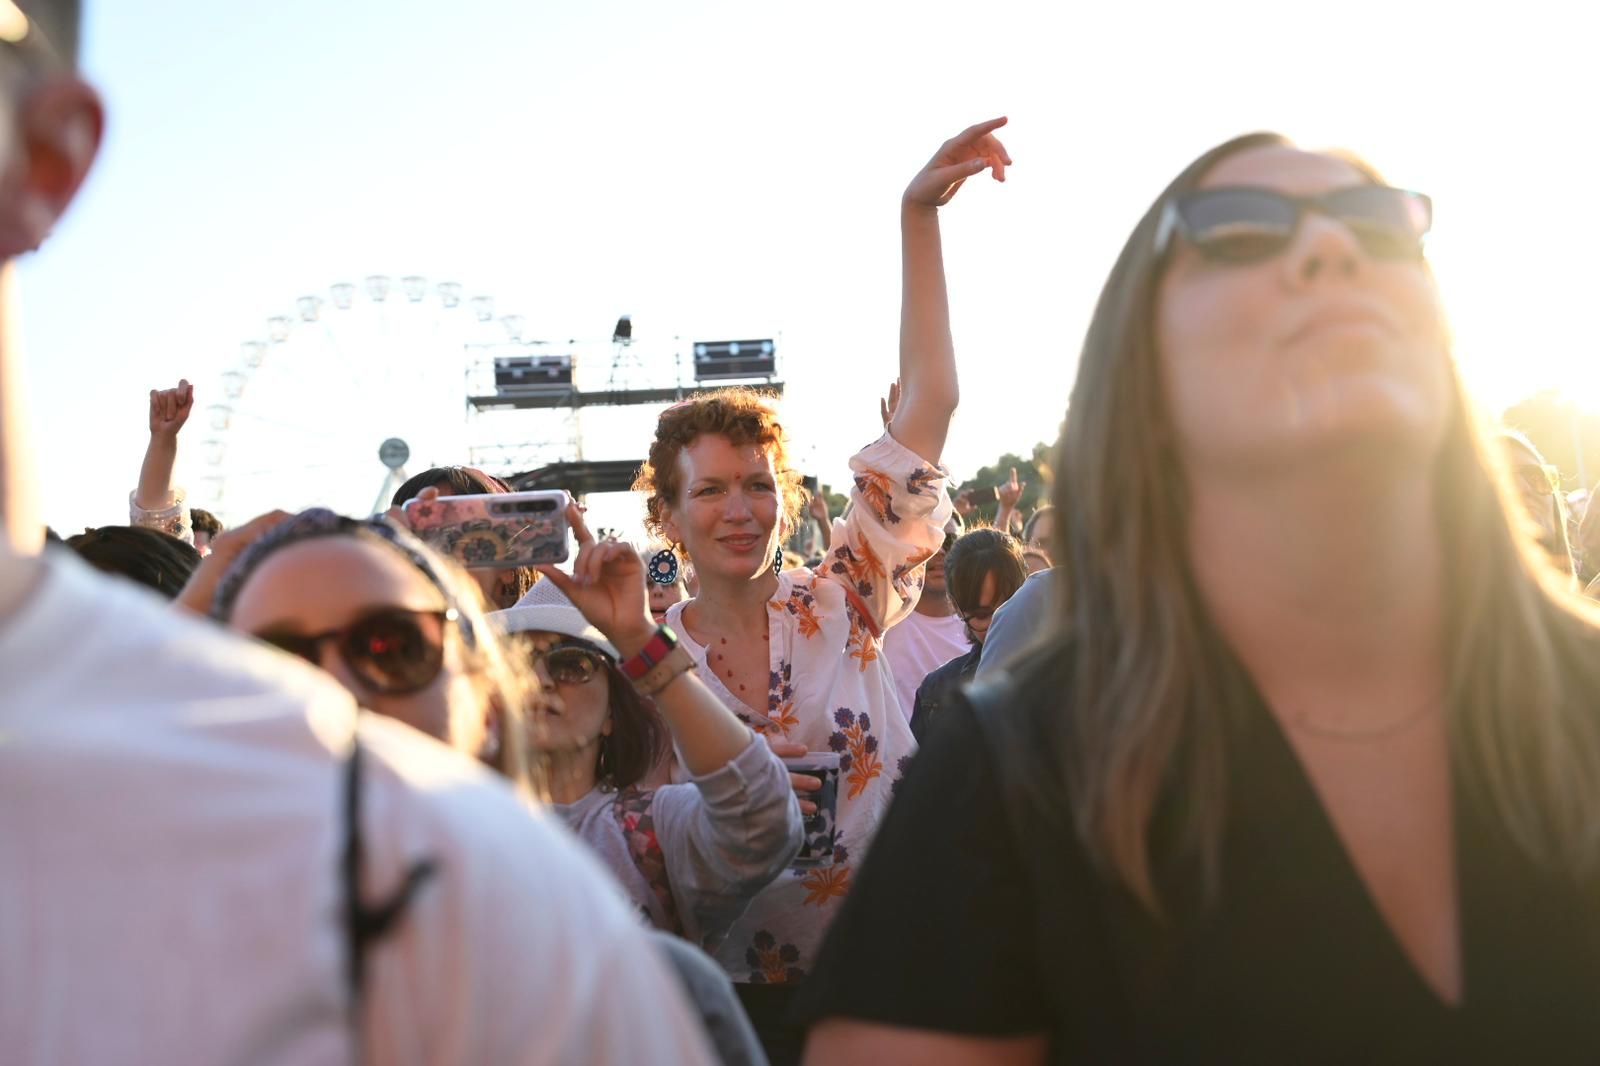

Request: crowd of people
left=8, top=2, right=1600, bottom=1063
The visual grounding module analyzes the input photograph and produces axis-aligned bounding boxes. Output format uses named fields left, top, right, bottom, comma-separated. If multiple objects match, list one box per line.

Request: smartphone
left=968, top=484, right=999, bottom=504
left=801, top=474, right=820, bottom=494
left=781, top=752, right=841, bottom=868
left=402, top=490, right=571, bottom=569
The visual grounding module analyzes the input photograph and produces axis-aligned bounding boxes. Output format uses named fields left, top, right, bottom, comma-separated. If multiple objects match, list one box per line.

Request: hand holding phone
left=403, top=490, right=571, bottom=569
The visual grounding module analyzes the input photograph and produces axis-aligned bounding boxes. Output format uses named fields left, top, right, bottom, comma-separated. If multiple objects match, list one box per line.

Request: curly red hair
left=633, top=387, right=807, bottom=546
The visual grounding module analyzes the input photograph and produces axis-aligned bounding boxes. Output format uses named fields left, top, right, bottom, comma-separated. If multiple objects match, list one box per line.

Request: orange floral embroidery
left=846, top=609, right=879, bottom=672
left=744, top=931, right=804, bottom=984
left=844, top=537, right=886, bottom=583
left=830, top=708, right=882, bottom=799
left=800, top=863, right=851, bottom=906
left=773, top=587, right=822, bottom=640
left=854, top=468, right=900, bottom=525
left=763, top=662, right=800, bottom=738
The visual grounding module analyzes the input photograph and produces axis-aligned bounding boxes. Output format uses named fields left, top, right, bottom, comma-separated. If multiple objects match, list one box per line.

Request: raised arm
left=995, top=466, right=1025, bottom=534
left=132, top=379, right=194, bottom=543
left=891, top=117, right=1011, bottom=465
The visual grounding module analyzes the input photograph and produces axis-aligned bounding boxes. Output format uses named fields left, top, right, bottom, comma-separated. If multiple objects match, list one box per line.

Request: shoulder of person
left=958, top=640, right=1076, bottom=813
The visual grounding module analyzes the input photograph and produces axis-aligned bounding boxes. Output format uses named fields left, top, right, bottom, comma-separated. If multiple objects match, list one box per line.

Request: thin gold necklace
left=1288, top=696, right=1443, bottom=743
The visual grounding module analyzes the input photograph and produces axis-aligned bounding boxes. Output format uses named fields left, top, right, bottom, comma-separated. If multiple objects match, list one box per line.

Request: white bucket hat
left=487, top=579, right=620, bottom=661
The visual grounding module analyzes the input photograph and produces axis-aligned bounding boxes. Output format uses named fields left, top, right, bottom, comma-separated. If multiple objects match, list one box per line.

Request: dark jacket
left=908, top=643, right=981, bottom=744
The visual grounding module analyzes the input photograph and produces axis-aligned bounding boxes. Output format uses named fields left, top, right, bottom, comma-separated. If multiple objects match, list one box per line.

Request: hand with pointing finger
left=903, top=116, right=1011, bottom=210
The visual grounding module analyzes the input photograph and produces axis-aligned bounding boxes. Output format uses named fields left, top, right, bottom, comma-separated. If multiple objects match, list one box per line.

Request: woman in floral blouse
left=630, top=117, right=1011, bottom=1064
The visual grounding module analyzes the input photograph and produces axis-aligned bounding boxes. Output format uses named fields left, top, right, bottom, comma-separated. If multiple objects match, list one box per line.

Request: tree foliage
left=954, top=440, right=1056, bottom=528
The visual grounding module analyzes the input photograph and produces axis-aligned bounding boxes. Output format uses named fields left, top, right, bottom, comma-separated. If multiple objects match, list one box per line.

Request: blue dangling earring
left=772, top=545, right=784, bottom=577
left=648, top=547, right=680, bottom=586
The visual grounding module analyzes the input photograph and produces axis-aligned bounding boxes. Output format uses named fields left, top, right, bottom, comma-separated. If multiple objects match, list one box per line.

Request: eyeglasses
left=1515, top=462, right=1561, bottom=497
left=533, top=644, right=610, bottom=686
left=1156, top=185, right=1432, bottom=265
left=255, top=608, right=456, bottom=696
left=956, top=604, right=998, bottom=624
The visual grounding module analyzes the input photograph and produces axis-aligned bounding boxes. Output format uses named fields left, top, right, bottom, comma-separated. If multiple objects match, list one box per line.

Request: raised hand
left=149, top=379, right=194, bottom=439
left=536, top=503, right=655, bottom=656
left=903, top=116, right=1011, bottom=210
left=997, top=466, right=1025, bottom=510
left=879, top=379, right=902, bottom=428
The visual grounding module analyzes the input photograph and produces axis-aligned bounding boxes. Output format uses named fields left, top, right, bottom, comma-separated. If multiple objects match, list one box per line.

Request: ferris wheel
left=196, top=276, right=534, bottom=523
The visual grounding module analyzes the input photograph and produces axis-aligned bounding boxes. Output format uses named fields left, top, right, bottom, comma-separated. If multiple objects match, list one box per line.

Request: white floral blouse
left=666, top=430, right=952, bottom=984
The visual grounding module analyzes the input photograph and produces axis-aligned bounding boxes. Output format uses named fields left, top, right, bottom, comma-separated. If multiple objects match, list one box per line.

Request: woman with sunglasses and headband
left=798, top=136, right=1600, bottom=1064
left=492, top=510, right=803, bottom=952
left=210, top=509, right=539, bottom=791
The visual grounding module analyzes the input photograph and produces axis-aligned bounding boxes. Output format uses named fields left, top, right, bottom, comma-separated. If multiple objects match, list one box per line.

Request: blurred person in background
left=801, top=132, right=1600, bottom=1063
left=1022, top=503, right=1056, bottom=561
left=392, top=464, right=538, bottom=608
left=0, top=4, right=713, bottom=1062
left=1501, top=430, right=1575, bottom=580
left=645, top=543, right=690, bottom=623
left=66, top=523, right=198, bottom=597
left=907, top=527, right=1026, bottom=743
left=879, top=511, right=966, bottom=722
left=189, top=505, right=221, bottom=554
left=630, top=118, right=1006, bottom=1064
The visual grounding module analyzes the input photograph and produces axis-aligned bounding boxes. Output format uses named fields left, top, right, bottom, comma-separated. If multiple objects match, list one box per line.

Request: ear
left=657, top=503, right=683, bottom=549
left=0, top=75, right=103, bottom=259
left=600, top=714, right=614, bottom=738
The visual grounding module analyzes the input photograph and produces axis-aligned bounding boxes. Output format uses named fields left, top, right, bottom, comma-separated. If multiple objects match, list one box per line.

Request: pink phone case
left=402, top=491, right=570, bottom=569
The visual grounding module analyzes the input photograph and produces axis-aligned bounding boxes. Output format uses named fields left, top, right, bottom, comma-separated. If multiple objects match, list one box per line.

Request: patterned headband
left=209, top=508, right=477, bottom=650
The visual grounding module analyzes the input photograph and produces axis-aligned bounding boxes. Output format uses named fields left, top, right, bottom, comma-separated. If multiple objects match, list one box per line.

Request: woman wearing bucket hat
left=494, top=504, right=803, bottom=953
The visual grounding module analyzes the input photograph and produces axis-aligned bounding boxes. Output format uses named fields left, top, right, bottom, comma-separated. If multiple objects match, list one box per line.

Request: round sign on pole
left=379, top=437, right=411, bottom=471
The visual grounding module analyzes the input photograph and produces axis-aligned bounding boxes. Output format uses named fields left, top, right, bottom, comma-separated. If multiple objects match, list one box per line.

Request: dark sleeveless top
left=793, top=646, right=1600, bottom=1064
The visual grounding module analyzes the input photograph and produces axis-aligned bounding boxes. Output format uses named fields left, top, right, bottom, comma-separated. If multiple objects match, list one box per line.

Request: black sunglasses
left=533, top=643, right=610, bottom=686
left=1156, top=185, right=1432, bottom=265
left=256, top=608, right=456, bottom=696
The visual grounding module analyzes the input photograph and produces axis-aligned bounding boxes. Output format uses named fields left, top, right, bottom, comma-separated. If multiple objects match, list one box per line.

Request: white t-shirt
left=0, top=553, right=713, bottom=1066
left=880, top=607, right=971, bottom=722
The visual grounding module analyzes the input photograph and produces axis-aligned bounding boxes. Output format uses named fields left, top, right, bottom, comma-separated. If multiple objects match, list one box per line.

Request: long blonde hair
left=1047, top=132, right=1600, bottom=910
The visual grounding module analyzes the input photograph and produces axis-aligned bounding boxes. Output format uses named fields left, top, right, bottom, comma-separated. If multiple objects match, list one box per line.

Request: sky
left=16, top=0, right=1600, bottom=540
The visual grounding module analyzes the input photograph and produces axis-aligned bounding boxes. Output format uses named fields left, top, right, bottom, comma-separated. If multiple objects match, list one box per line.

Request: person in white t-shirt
left=0, top=6, right=712, bottom=1062
left=879, top=513, right=969, bottom=721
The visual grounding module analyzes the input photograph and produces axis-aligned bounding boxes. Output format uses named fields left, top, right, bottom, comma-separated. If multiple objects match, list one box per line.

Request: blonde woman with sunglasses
left=799, top=133, right=1600, bottom=1064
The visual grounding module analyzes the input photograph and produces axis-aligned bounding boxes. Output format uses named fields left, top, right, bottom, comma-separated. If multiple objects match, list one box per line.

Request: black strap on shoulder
left=340, top=739, right=440, bottom=1045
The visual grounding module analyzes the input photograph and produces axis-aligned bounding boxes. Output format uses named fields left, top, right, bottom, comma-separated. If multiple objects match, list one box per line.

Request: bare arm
left=890, top=118, right=1011, bottom=465
left=808, top=491, right=832, bottom=553
left=135, top=379, right=192, bottom=511
left=995, top=466, right=1024, bottom=535
left=804, top=1021, right=1047, bottom=1066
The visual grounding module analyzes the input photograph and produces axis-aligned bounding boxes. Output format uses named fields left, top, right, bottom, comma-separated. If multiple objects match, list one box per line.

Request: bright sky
left=16, top=0, right=1600, bottom=540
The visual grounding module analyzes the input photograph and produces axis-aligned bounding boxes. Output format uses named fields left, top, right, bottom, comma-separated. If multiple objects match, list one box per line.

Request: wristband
left=634, top=643, right=696, bottom=697
left=619, top=624, right=681, bottom=681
